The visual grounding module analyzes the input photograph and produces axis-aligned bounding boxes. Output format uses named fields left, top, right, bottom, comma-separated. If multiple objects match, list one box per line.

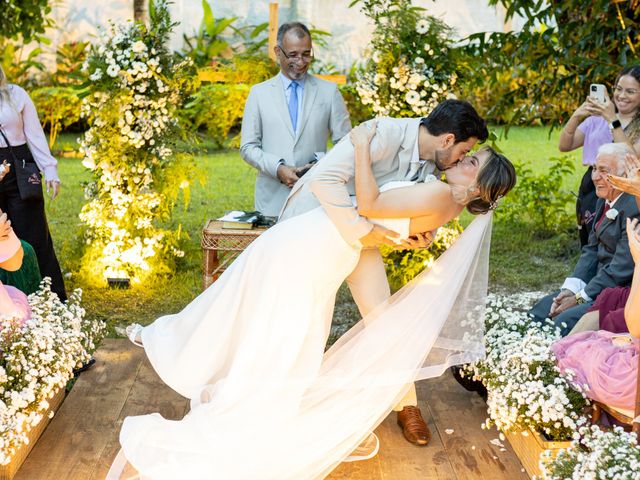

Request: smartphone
left=590, top=83, right=606, bottom=103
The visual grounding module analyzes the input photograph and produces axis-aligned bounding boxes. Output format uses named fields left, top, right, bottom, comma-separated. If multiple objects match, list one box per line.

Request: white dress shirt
left=0, top=84, right=60, bottom=182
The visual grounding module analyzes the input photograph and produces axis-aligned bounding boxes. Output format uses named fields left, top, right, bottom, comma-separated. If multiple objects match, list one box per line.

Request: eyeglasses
left=277, top=46, right=314, bottom=63
left=614, top=85, right=640, bottom=96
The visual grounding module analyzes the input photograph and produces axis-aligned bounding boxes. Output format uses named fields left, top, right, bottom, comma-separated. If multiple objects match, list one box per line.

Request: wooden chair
left=591, top=336, right=640, bottom=433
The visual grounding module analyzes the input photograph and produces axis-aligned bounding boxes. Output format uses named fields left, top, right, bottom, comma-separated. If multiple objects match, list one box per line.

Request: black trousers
left=0, top=145, right=66, bottom=302
left=576, top=167, right=597, bottom=247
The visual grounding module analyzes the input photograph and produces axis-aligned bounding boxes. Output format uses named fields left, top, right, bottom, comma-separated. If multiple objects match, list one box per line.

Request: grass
left=48, top=126, right=583, bottom=334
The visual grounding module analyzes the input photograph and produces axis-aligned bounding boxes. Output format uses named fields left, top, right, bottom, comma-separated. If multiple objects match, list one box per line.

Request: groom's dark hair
left=421, top=100, right=488, bottom=144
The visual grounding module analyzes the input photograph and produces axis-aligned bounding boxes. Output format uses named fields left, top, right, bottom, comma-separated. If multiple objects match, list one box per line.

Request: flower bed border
left=503, top=427, right=572, bottom=478
left=0, top=387, right=65, bottom=480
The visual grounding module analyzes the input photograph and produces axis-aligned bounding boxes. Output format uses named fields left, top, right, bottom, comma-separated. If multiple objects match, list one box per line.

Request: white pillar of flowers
left=78, top=0, right=198, bottom=285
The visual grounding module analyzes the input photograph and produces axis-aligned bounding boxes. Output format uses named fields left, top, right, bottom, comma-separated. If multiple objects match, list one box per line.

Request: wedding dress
left=108, top=181, right=492, bottom=480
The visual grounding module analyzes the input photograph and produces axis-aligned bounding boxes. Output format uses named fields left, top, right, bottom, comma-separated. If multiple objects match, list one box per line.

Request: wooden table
left=200, top=220, right=268, bottom=290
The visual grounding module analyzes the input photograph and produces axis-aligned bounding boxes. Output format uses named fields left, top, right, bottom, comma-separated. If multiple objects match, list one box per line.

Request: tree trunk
left=133, top=0, right=148, bottom=24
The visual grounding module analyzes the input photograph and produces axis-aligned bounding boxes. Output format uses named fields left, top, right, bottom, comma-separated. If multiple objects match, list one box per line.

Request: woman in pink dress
left=0, top=211, right=31, bottom=321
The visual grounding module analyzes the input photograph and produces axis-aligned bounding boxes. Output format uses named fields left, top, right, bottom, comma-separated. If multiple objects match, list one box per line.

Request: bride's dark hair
left=466, top=147, right=517, bottom=215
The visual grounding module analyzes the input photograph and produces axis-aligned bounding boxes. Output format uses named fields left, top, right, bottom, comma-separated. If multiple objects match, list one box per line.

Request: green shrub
left=381, top=219, right=463, bottom=291
left=31, top=86, right=83, bottom=148
left=498, top=155, right=576, bottom=236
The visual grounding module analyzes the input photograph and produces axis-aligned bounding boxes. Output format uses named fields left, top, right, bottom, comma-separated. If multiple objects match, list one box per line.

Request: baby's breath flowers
left=463, top=293, right=589, bottom=441
left=78, top=0, right=198, bottom=284
left=0, top=279, right=103, bottom=464
left=354, top=0, right=459, bottom=117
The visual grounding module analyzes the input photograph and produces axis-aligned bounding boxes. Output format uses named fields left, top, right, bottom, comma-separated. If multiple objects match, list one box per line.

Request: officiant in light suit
left=240, top=22, right=351, bottom=217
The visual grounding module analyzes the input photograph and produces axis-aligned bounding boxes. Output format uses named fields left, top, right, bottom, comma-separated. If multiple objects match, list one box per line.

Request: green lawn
left=49, top=126, right=583, bottom=333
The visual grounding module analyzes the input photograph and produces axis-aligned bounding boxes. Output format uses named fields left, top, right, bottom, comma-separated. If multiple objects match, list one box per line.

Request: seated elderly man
left=529, top=143, right=640, bottom=336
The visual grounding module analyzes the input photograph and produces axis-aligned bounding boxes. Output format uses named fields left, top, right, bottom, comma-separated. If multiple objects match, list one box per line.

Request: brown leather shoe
left=397, top=406, right=431, bottom=446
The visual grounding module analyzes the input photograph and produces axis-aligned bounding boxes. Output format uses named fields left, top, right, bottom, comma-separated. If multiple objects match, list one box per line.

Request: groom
left=279, top=99, right=489, bottom=446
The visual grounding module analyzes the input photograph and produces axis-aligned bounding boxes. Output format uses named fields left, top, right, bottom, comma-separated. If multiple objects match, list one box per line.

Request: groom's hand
left=359, top=224, right=401, bottom=248
left=395, top=231, right=435, bottom=251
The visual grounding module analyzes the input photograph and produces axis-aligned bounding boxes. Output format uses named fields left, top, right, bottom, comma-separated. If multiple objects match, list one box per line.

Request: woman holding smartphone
left=559, top=65, right=640, bottom=246
left=0, top=65, right=66, bottom=301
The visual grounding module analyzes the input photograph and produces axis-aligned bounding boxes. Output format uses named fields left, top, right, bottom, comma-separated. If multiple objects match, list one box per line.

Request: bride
left=109, top=122, right=516, bottom=479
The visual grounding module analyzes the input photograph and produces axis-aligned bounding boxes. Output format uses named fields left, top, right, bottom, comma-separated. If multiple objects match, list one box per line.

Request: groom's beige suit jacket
left=240, top=74, right=351, bottom=217
left=280, top=117, right=435, bottom=315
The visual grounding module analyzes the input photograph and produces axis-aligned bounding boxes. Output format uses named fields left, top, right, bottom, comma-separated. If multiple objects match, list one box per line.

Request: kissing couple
left=109, top=99, right=516, bottom=479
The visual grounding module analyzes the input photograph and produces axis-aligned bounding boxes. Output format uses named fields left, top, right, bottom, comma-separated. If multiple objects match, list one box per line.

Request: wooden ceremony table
left=200, top=220, right=268, bottom=290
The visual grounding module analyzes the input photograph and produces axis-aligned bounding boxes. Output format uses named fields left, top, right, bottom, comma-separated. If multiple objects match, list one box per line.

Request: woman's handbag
left=0, top=127, right=44, bottom=201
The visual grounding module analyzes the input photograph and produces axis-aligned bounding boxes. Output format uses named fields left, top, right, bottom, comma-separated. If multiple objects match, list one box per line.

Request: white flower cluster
left=542, top=422, right=640, bottom=480
left=0, top=279, right=104, bottom=464
left=78, top=6, right=192, bottom=284
left=357, top=54, right=457, bottom=117
left=463, top=294, right=589, bottom=440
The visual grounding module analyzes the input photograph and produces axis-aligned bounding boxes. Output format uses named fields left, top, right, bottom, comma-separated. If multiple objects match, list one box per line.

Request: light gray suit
left=280, top=117, right=434, bottom=410
left=280, top=117, right=435, bottom=315
left=240, top=73, right=351, bottom=216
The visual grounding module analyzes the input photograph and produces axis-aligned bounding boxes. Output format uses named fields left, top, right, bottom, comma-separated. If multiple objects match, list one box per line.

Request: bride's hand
left=349, top=121, right=377, bottom=149
left=627, top=218, right=640, bottom=264
left=607, top=153, right=640, bottom=197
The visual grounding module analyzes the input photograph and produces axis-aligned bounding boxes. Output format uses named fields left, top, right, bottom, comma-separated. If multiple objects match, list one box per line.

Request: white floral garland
left=463, top=293, right=589, bottom=440
left=0, top=279, right=104, bottom=464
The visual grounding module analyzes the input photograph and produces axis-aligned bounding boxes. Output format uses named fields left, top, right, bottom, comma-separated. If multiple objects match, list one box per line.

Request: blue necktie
left=288, top=81, right=299, bottom=132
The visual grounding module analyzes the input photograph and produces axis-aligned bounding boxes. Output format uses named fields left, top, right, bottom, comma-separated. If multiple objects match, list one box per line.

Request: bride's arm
left=351, top=123, right=457, bottom=221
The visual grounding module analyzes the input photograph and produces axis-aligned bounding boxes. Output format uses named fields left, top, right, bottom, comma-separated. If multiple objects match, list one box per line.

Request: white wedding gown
left=109, top=181, right=492, bottom=480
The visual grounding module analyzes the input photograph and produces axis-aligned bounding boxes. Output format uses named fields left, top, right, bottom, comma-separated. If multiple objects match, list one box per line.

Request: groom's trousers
left=346, top=248, right=417, bottom=410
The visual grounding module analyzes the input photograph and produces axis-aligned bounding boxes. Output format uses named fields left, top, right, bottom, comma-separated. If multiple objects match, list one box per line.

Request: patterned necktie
left=288, top=81, right=299, bottom=132
left=595, top=203, right=611, bottom=231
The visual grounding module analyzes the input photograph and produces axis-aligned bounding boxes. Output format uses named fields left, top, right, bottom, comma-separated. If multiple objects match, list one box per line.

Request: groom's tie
left=288, top=81, right=299, bottom=132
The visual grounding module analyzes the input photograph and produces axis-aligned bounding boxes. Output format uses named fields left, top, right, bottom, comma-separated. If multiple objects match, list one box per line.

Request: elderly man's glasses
left=277, top=46, right=314, bottom=63
left=614, top=85, right=640, bottom=96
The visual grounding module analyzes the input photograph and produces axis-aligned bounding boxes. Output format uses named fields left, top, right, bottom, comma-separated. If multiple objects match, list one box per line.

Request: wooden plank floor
left=17, top=339, right=527, bottom=479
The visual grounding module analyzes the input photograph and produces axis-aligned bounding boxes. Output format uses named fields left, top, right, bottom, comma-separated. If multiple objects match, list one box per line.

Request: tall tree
left=134, top=0, right=148, bottom=23
left=0, top=0, right=52, bottom=42
left=461, top=0, right=640, bottom=128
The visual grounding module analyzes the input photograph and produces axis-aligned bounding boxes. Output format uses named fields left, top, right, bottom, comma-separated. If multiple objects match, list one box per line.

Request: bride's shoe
left=125, top=323, right=144, bottom=347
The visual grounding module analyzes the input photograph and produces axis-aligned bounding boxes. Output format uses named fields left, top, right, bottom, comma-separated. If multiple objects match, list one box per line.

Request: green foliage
left=460, top=0, right=640, bottom=128
left=181, top=0, right=238, bottom=66
left=0, top=40, right=46, bottom=86
left=186, top=54, right=277, bottom=147
left=0, top=0, right=52, bottom=42
left=339, top=84, right=374, bottom=126
left=50, top=41, right=90, bottom=86
left=499, top=155, right=576, bottom=236
left=78, top=0, right=200, bottom=285
left=380, top=220, right=463, bottom=292
left=351, top=0, right=459, bottom=117
left=30, top=87, right=82, bottom=148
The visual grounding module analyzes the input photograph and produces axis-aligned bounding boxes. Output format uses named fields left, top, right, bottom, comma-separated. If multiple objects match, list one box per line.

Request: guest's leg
left=553, top=303, right=593, bottom=336
left=4, top=187, right=66, bottom=302
left=529, top=291, right=559, bottom=323
left=568, top=310, right=600, bottom=335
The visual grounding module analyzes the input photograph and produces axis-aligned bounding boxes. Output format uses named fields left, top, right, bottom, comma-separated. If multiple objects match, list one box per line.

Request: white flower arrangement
left=462, top=293, right=589, bottom=440
left=354, top=0, right=458, bottom=118
left=78, top=0, right=198, bottom=284
left=541, top=422, right=640, bottom=479
left=605, top=208, right=618, bottom=220
left=0, top=278, right=104, bottom=465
